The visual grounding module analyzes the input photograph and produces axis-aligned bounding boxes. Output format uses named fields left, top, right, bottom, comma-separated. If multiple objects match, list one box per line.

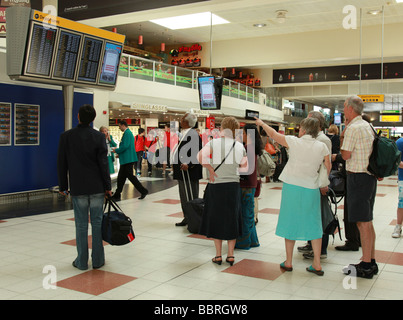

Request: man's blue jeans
left=71, top=193, right=105, bottom=270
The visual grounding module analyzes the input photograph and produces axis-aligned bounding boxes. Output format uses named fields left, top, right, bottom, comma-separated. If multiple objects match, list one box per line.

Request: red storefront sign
left=0, top=7, right=6, bottom=23
left=178, top=44, right=202, bottom=53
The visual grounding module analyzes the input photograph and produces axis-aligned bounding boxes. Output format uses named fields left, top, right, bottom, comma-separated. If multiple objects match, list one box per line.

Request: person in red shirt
left=134, top=128, right=146, bottom=177
left=145, top=129, right=159, bottom=176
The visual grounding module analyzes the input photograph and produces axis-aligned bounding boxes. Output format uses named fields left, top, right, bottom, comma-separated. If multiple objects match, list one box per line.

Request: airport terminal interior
left=1, top=0, right=403, bottom=302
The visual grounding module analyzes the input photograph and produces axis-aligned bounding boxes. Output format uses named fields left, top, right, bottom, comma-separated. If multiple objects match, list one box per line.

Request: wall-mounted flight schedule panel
left=24, top=22, right=57, bottom=78
left=0, top=102, right=12, bottom=146
left=52, top=29, right=82, bottom=81
left=76, top=36, right=103, bottom=83
left=14, top=104, right=40, bottom=146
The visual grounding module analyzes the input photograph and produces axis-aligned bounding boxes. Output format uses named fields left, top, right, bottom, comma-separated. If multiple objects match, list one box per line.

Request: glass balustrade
left=118, top=53, right=268, bottom=106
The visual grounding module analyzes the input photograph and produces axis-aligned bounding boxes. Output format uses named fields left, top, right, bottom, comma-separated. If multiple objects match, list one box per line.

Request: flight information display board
left=98, top=42, right=122, bottom=86
left=14, top=104, right=40, bottom=146
left=24, top=22, right=57, bottom=78
left=52, top=29, right=82, bottom=81
left=77, top=36, right=103, bottom=83
left=9, top=9, right=125, bottom=89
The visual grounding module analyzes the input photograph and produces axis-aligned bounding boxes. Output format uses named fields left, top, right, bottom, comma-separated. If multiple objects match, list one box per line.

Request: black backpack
left=367, top=126, right=401, bottom=179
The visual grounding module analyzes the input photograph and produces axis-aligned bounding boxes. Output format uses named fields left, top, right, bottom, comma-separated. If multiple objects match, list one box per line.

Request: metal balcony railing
left=118, top=53, right=263, bottom=105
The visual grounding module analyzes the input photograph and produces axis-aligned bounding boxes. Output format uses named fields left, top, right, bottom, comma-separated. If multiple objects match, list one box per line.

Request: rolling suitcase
left=181, top=170, right=204, bottom=234
left=183, top=141, right=235, bottom=233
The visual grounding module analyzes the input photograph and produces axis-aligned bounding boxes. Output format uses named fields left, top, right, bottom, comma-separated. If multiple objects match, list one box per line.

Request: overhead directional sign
left=358, top=94, right=384, bottom=103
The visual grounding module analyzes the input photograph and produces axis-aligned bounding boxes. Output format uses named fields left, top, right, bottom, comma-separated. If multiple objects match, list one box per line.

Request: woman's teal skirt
left=275, top=183, right=322, bottom=241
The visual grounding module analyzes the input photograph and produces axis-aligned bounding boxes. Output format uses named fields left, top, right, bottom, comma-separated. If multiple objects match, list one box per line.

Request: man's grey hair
left=308, top=111, right=325, bottom=130
left=345, top=96, right=364, bottom=115
left=184, top=112, right=198, bottom=127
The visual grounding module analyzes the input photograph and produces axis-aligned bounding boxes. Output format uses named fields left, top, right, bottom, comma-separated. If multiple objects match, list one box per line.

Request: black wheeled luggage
left=181, top=170, right=204, bottom=234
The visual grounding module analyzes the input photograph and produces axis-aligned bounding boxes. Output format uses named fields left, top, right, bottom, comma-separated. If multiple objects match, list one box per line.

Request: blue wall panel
left=0, top=83, right=93, bottom=194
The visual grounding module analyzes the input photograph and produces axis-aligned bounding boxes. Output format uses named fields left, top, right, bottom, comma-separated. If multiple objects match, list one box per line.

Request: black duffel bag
left=102, top=197, right=135, bottom=246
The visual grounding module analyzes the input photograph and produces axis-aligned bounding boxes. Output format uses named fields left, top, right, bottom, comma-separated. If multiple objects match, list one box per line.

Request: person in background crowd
left=326, top=124, right=341, bottom=155
left=256, top=117, right=330, bottom=276
left=58, top=105, right=112, bottom=270
left=112, top=120, right=148, bottom=200
left=392, top=136, right=403, bottom=238
left=134, top=128, right=146, bottom=177
left=100, top=126, right=117, bottom=174
left=198, top=117, right=247, bottom=267
left=236, top=124, right=262, bottom=250
left=146, top=129, right=159, bottom=176
left=298, top=111, right=332, bottom=260
left=172, top=113, right=203, bottom=227
left=341, top=96, right=377, bottom=279
left=162, top=124, right=171, bottom=176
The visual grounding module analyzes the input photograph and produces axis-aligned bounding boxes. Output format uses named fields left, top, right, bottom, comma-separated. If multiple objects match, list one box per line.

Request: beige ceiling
left=80, top=0, right=403, bottom=109
left=83, top=0, right=403, bottom=55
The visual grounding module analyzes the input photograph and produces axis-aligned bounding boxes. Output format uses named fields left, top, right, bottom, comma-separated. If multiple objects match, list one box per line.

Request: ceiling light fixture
left=253, top=23, right=267, bottom=28
left=276, top=10, right=288, bottom=23
left=367, top=9, right=382, bottom=15
left=396, top=0, right=403, bottom=3
left=150, top=12, right=230, bottom=30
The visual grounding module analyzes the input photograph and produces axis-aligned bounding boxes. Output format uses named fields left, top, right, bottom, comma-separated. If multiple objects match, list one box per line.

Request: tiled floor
left=0, top=176, right=402, bottom=300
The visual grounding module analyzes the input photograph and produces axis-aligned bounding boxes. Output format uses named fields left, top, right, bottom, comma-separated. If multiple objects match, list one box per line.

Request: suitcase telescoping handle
left=181, top=169, right=194, bottom=202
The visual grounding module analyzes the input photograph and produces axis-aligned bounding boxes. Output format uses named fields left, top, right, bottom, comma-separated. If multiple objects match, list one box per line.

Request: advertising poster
left=58, top=0, right=209, bottom=20
left=0, top=7, right=6, bottom=37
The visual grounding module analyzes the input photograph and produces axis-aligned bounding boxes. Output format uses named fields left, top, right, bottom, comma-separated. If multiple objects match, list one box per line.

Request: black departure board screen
left=77, top=36, right=103, bottom=83
left=24, top=23, right=57, bottom=78
left=52, top=30, right=82, bottom=80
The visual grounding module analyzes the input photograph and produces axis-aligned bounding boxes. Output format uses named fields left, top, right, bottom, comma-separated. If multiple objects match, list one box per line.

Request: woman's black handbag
left=328, top=170, right=345, bottom=197
left=102, top=197, right=135, bottom=246
left=321, top=188, right=342, bottom=241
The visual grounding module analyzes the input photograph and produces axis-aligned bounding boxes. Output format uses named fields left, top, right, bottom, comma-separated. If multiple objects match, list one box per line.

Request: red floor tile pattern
left=153, top=199, right=181, bottom=204
left=61, top=236, right=109, bottom=248
left=187, top=234, right=213, bottom=240
left=259, top=208, right=280, bottom=215
left=270, top=187, right=283, bottom=190
left=55, top=270, right=137, bottom=296
left=167, top=212, right=184, bottom=218
left=223, top=259, right=284, bottom=281
left=375, top=250, right=403, bottom=266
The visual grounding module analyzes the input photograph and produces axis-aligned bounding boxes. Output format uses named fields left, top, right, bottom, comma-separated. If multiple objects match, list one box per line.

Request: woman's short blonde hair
left=221, top=117, right=240, bottom=138
left=328, top=124, right=339, bottom=135
left=300, top=117, right=320, bottom=138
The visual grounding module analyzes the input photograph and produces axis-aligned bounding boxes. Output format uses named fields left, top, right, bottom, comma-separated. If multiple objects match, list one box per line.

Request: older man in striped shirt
left=341, top=96, right=377, bottom=279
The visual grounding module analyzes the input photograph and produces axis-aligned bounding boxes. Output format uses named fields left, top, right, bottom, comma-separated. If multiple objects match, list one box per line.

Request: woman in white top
left=197, top=117, right=247, bottom=266
left=256, top=117, right=330, bottom=276
left=100, top=126, right=117, bottom=174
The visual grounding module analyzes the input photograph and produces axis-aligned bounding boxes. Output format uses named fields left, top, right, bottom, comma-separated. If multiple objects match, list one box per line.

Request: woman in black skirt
left=197, top=117, right=248, bottom=266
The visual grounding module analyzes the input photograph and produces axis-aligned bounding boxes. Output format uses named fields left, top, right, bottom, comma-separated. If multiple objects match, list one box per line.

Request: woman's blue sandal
left=280, top=262, right=293, bottom=271
left=306, top=265, right=324, bottom=276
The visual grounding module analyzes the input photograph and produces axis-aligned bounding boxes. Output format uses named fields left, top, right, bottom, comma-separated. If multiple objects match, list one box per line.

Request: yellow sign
left=380, top=115, right=401, bottom=122
left=358, top=94, right=384, bottom=103
left=31, top=10, right=125, bottom=43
